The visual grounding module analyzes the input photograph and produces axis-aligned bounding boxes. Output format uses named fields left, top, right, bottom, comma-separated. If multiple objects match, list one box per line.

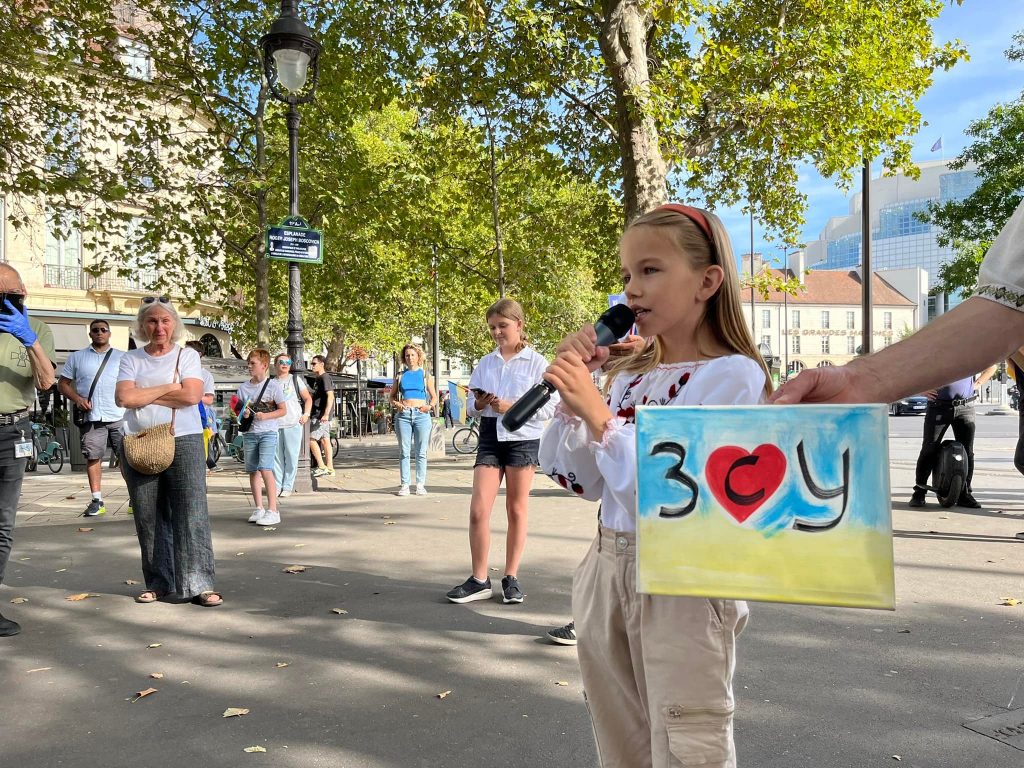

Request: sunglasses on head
left=142, top=295, right=171, bottom=305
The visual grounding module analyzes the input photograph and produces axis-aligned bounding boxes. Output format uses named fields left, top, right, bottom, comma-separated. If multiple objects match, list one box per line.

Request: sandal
left=192, top=591, right=223, bottom=607
left=135, top=591, right=164, bottom=604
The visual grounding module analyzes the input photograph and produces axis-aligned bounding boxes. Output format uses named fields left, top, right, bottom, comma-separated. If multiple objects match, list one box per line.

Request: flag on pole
left=930, top=136, right=943, bottom=153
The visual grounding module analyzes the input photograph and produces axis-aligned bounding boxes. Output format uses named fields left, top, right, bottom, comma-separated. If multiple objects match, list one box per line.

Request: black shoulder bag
left=73, top=349, right=114, bottom=427
left=238, top=377, right=271, bottom=433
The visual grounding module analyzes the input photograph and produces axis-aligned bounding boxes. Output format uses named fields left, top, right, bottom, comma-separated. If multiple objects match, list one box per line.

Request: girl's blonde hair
left=605, top=205, right=772, bottom=396
left=400, top=343, right=426, bottom=368
left=486, top=298, right=529, bottom=353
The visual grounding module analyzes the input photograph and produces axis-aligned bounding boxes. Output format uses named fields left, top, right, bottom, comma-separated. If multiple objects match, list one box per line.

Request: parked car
left=890, top=395, right=929, bottom=416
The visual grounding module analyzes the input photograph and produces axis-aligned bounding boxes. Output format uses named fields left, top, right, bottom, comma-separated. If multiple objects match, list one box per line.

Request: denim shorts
left=474, top=417, right=540, bottom=469
left=243, top=430, right=278, bottom=472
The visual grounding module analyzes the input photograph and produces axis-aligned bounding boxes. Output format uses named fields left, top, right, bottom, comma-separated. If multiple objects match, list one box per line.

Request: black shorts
left=474, top=417, right=540, bottom=469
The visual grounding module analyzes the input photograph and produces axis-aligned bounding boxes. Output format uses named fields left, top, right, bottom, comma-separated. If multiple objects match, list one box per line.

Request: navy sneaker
left=546, top=621, right=577, bottom=646
left=501, top=575, right=524, bottom=604
left=908, top=488, right=927, bottom=508
left=446, top=577, right=492, bottom=604
left=0, top=611, right=21, bottom=637
left=83, top=499, right=106, bottom=517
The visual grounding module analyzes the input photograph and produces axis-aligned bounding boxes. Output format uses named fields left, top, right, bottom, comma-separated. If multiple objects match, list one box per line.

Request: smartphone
left=471, top=388, right=492, bottom=398
left=0, top=293, right=25, bottom=315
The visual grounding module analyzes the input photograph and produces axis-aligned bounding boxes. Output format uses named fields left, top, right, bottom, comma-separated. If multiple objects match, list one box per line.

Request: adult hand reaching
left=768, top=364, right=867, bottom=405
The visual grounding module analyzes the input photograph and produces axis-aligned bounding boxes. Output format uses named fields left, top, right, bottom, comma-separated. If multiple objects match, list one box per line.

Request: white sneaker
left=396, top=485, right=410, bottom=496
left=278, top=489, right=292, bottom=498
left=257, top=510, right=281, bottom=526
left=248, top=508, right=264, bottom=523
left=415, top=485, right=427, bottom=496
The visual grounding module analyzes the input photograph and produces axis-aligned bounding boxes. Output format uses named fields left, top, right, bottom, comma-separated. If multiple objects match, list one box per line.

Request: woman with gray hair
left=114, top=296, right=221, bottom=606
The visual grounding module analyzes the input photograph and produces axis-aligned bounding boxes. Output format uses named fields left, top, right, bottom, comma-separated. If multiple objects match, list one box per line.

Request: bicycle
left=451, top=416, right=480, bottom=455
left=29, top=422, right=64, bottom=473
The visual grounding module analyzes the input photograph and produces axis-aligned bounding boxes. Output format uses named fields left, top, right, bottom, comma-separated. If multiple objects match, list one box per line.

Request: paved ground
left=1, top=416, right=1023, bottom=767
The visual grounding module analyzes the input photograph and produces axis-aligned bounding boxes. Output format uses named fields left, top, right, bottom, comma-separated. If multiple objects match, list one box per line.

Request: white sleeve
left=467, top=364, right=485, bottom=416
left=179, top=348, right=203, bottom=383
left=60, top=353, right=77, bottom=381
left=202, top=369, right=215, bottom=395
left=591, top=418, right=638, bottom=514
left=538, top=408, right=605, bottom=501
left=977, top=198, right=1024, bottom=312
left=116, top=352, right=136, bottom=383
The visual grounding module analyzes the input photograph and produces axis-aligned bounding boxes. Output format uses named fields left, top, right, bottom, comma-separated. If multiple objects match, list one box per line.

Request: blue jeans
left=395, top=409, right=431, bottom=487
left=274, top=424, right=303, bottom=491
left=0, top=417, right=30, bottom=586
left=121, top=434, right=215, bottom=599
left=243, top=430, right=278, bottom=473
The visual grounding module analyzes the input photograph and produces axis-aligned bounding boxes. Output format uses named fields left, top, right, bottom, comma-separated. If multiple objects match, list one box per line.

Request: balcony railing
left=44, top=264, right=83, bottom=289
left=86, top=270, right=161, bottom=293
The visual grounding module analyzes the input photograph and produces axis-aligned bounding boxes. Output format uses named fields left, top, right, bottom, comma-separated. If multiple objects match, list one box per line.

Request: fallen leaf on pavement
left=383, top=521, right=396, bottom=525
left=147, top=643, right=162, bottom=649
left=26, top=667, right=52, bottom=673
left=282, top=565, right=306, bottom=574
left=65, top=495, right=76, bottom=500
left=223, top=707, right=250, bottom=718
left=436, top=690, right=452, bottom=699
left=65, top=593, right=99, bottom=601
left=243, top=746, right=266, bottom=753
left=892, top=756, right=901, bottom=762
left=262, top=527, right=277, bottom=532
left=55, top=568, right=67, bottom=573
left=124, top=579, right=139, bottom=585
left=10, top=597, right=27, bottom=604
left=331, top=608, right=348, bottom=615
left=274, top=662, right=289, bottom=668
left=293, top=543, right=305, bottom=548
left=555, top=681, right=569, bottom=686
left=77, top=527, right=93, bottom=533
left=132, top=687, right=158, bottom=702
left=897, top=629, right=911, bottom=633
left=998, top=597, right=1021, bottom=606
left=150, top=672, right=164, bottom=679
left=235, top=552, right=245, bottom=556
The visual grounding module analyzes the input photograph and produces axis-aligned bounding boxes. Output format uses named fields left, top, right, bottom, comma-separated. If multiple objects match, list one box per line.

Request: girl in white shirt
left=445, top=298, right=557, bottom=606
left=539, top=205, right=771, bottom=768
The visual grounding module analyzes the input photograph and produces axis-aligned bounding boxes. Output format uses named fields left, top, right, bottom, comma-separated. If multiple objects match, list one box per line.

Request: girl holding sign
left=539, top=204, right=770, bottom=768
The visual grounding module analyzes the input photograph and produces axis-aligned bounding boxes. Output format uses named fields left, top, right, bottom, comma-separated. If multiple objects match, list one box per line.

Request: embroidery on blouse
left=550, top=469, right=585, bottom=495
left=976, top=284, right=1024, bottom=309
left=612, top=367, right=697, bottom=423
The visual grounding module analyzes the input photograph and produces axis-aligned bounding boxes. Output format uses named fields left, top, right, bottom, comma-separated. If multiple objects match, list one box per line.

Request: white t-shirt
left=200, top=368, right=215, bottom=396
left=236, top=377, right=287, bottom=433
left=117, top=346, right=204, bottom=437
left=277, top=373, right=309, bottom=428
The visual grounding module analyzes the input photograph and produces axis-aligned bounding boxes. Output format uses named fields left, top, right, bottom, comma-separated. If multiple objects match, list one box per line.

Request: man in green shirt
left=0, top=264, right=55, bottom=637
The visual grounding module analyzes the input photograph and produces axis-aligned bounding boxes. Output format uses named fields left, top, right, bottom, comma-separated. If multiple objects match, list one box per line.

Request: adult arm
left=771, top=297, right=1024, bottom=404
left=324, top=388, right=335, bottom=420
left=28, top=340, right=55, bottom=392
left=57, top=375, right=89, bottom=409
left=423, top=374, right=438, bottom=414
left=975, top=364, right=998, bottom=390
left=390, top=373, right=403, bottom=410
left=298, top=380, right=312, bottom=423
left=116, top=379, right=181, bottom=408
left=153, top=377, right=203, bottom=408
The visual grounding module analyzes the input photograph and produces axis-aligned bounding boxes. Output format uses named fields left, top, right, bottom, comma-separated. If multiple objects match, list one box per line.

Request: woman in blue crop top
left=389, top=343, right=438, bottom=496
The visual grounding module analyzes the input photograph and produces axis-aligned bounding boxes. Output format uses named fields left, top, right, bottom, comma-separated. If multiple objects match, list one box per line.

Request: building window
left=119, top=36, right=152, bottom=81
left=792, top=336, right=800, bottom=354
left=761, top=335, right=772, bottom=350
left=883, top=311, right=892, bottom=330
left=817, top=360, right=834, bottom=367
left=44, top=211, right=82, bottom=289
left=822, top=336, right=830, bottom=354
left=791, top=310, right=800, bottom=329
left=761, top=309, right=771, bottom=328
left=788, top=360, right=805, bottom=375
left=846, top=311, right=855, bottom=329
left=45, top=115, right=81, bottom=175
left=821, top=311, right=830, bottom=329
left=442, top=358, right=452, bottom=375
left=847, top=336, right=856, bottom=354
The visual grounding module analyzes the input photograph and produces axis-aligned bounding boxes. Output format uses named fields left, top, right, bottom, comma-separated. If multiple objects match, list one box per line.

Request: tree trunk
left=254, top=87, right=271, bottom=346
left=600, top=0, right=668, bottom=224
left=485, top=112, right=506, bottom=297
left=326, top=325, right=347, bottom=371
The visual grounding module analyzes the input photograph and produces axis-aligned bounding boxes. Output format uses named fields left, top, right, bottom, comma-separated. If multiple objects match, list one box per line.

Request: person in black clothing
left=440, top=390, right=454, bottom=428
left=308, top=355, right=335, bottom=477
left=909, top=365, right=996, bottom=509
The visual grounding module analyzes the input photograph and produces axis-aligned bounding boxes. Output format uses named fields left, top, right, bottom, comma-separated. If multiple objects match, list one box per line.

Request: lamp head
left=259, top=3, right=322, bottom=102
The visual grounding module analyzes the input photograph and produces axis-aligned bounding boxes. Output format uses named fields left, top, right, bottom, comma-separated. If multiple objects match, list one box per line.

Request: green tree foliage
left=924, top=32, right=1024, bottom=296
left=407, top=0, right=966, bottom=234
left=0, top=1, right=220, bottom=299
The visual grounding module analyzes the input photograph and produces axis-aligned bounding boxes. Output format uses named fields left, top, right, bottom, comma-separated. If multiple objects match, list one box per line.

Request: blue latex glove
left=0, top=299, right=38, bottom=347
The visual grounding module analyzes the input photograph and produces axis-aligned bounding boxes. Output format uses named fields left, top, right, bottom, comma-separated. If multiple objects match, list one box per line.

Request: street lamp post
left=260, top=0, right=321, bottom=493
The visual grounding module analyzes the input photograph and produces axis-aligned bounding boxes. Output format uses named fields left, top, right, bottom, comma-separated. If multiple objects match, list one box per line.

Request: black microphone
left=501, top=304, right=636, bottom=433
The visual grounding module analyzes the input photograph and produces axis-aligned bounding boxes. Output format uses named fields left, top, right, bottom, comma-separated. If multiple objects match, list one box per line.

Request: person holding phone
left=446, top=298, right=557, bottom=605
left=390, top=343, right=437, bottom=496
left=0, top=265, right=55, bottom=636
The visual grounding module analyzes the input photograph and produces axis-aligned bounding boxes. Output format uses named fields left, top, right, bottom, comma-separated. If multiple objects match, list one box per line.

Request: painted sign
left=635, top=405, right=894, bottom=610
left=266, top=216, right=324, bottom=264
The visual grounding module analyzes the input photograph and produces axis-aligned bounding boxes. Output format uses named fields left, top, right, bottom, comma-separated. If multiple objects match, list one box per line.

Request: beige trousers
left=573, top=528, right=749, bottom=768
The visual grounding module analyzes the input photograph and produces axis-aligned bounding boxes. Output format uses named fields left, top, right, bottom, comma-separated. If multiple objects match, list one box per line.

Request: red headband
left=654, top=203, right=716, bottom=245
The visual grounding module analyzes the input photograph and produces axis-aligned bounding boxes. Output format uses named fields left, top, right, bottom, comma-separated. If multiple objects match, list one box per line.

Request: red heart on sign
left=705, top=444, right=786, bottom=523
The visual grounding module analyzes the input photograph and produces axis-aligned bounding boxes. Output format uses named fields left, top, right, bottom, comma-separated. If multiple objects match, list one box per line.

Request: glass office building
left=805, top=162, right=980, bottom=321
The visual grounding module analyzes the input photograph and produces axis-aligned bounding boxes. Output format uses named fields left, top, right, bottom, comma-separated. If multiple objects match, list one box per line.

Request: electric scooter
left=918, top=440, right=968, bottom=508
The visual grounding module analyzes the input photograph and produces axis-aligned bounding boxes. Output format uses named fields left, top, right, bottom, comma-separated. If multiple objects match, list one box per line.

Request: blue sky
left=717, top=0, right=1024, bottom=267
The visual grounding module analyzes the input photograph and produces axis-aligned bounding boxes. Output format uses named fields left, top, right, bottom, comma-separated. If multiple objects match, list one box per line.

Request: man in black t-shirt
left=309, top=355, right=335, bottom=477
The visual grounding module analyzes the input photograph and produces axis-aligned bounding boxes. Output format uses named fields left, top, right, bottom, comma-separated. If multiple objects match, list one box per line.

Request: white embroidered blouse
left=538, top=354, right=767, bottom=533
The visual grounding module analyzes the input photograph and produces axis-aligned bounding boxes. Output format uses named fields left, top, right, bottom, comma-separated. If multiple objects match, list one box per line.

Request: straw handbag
left=123, top=349, right=181, bottom=475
